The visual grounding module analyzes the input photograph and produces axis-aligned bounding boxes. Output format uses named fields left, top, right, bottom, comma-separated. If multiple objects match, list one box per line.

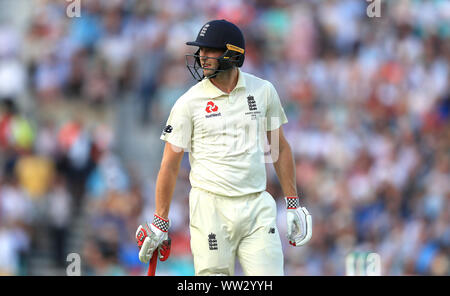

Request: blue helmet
left=185, top=19, right=245, bottom=81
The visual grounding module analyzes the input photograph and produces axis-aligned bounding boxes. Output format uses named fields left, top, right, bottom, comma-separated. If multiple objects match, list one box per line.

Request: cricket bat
left=147, top=250, right=158, bottom=276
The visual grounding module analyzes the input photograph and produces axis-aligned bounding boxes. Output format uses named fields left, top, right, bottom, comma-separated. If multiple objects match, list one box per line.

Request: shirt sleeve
left=160, top=99, right=192, bottom=150
left=265, top=82, right=288, bottom=131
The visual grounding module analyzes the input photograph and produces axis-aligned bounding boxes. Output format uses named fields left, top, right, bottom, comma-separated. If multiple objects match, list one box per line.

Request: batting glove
left=285, top=196, right=312, bottom=246
left=136, top=214, right=170, bottom=263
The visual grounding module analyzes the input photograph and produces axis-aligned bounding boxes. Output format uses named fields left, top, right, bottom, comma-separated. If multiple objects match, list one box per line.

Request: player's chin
left=203, top=68, right=216, bottom=77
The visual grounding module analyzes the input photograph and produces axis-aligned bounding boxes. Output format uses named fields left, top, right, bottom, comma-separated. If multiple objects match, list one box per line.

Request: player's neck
left=210, top=67, right=239, bottom=94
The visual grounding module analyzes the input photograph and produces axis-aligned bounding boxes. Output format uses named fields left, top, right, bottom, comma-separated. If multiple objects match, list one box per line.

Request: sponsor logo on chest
left=205, top=101, right=221, bottom=118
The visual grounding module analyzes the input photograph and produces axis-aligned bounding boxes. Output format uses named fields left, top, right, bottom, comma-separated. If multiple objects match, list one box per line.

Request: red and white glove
left=285, top=197, right=312, bottom=246
left=136, top=214, right=171, bottom=263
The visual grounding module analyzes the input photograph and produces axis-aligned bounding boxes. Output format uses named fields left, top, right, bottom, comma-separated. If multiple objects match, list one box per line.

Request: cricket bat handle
left=147, top=249, right=158, bottom=276
left=146, top=239, right=171, bottom=276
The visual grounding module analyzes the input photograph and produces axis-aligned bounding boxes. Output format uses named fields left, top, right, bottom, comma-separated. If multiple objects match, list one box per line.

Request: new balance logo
left=268, top=227, right=275, bottom=234
left=208, top=233, right=218, bottom=250
left=162, top=125, right=173, bottom=135
left=247, top=95, right=257, bottom=111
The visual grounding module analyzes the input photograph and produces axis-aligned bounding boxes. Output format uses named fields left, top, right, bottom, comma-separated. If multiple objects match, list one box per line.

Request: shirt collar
left=235, top=68, right=246, bottom=91
left=201, top=69, right=246, bottom=99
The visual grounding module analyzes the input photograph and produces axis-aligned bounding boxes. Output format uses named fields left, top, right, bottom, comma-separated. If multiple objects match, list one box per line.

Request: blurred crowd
left=0, top=0, right=449, bottom=276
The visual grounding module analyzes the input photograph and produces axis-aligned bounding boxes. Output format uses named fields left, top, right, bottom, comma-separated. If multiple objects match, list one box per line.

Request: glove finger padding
left=158, top=238, right=171, bottom=261
left=136, top=225, right=150, bottom=249
left=286, top=211, right=298, bottom=239
left=287, top=207, right=312, bottom=246
left=136, top=225, right=156, bottom=263
left=138, top=236, right=153, bottom=263
left=286, top=210, right=301, bottom=242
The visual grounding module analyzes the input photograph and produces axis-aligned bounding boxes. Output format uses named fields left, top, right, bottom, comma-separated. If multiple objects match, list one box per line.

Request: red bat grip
left=147, top=249, right=158, bottom=276
left=147, top=239, right=171, bottom=276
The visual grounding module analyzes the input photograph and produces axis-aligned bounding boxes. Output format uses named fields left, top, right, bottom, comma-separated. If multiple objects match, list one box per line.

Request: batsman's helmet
left=185, top=19, right=245, bottom=81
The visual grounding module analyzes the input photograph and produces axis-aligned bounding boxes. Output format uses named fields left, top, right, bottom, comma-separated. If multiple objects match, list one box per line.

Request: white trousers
left=189, top=187, right=284, bottom=276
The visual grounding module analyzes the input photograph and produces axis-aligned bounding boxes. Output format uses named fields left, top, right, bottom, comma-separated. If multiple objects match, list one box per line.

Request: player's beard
left=202, top=64, right=218, bottom=78
left=202, top=63, right=219, bottom=77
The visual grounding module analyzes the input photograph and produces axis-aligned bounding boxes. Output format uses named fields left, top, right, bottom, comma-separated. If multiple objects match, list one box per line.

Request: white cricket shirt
left=160, top=69, right=288, bottom=197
